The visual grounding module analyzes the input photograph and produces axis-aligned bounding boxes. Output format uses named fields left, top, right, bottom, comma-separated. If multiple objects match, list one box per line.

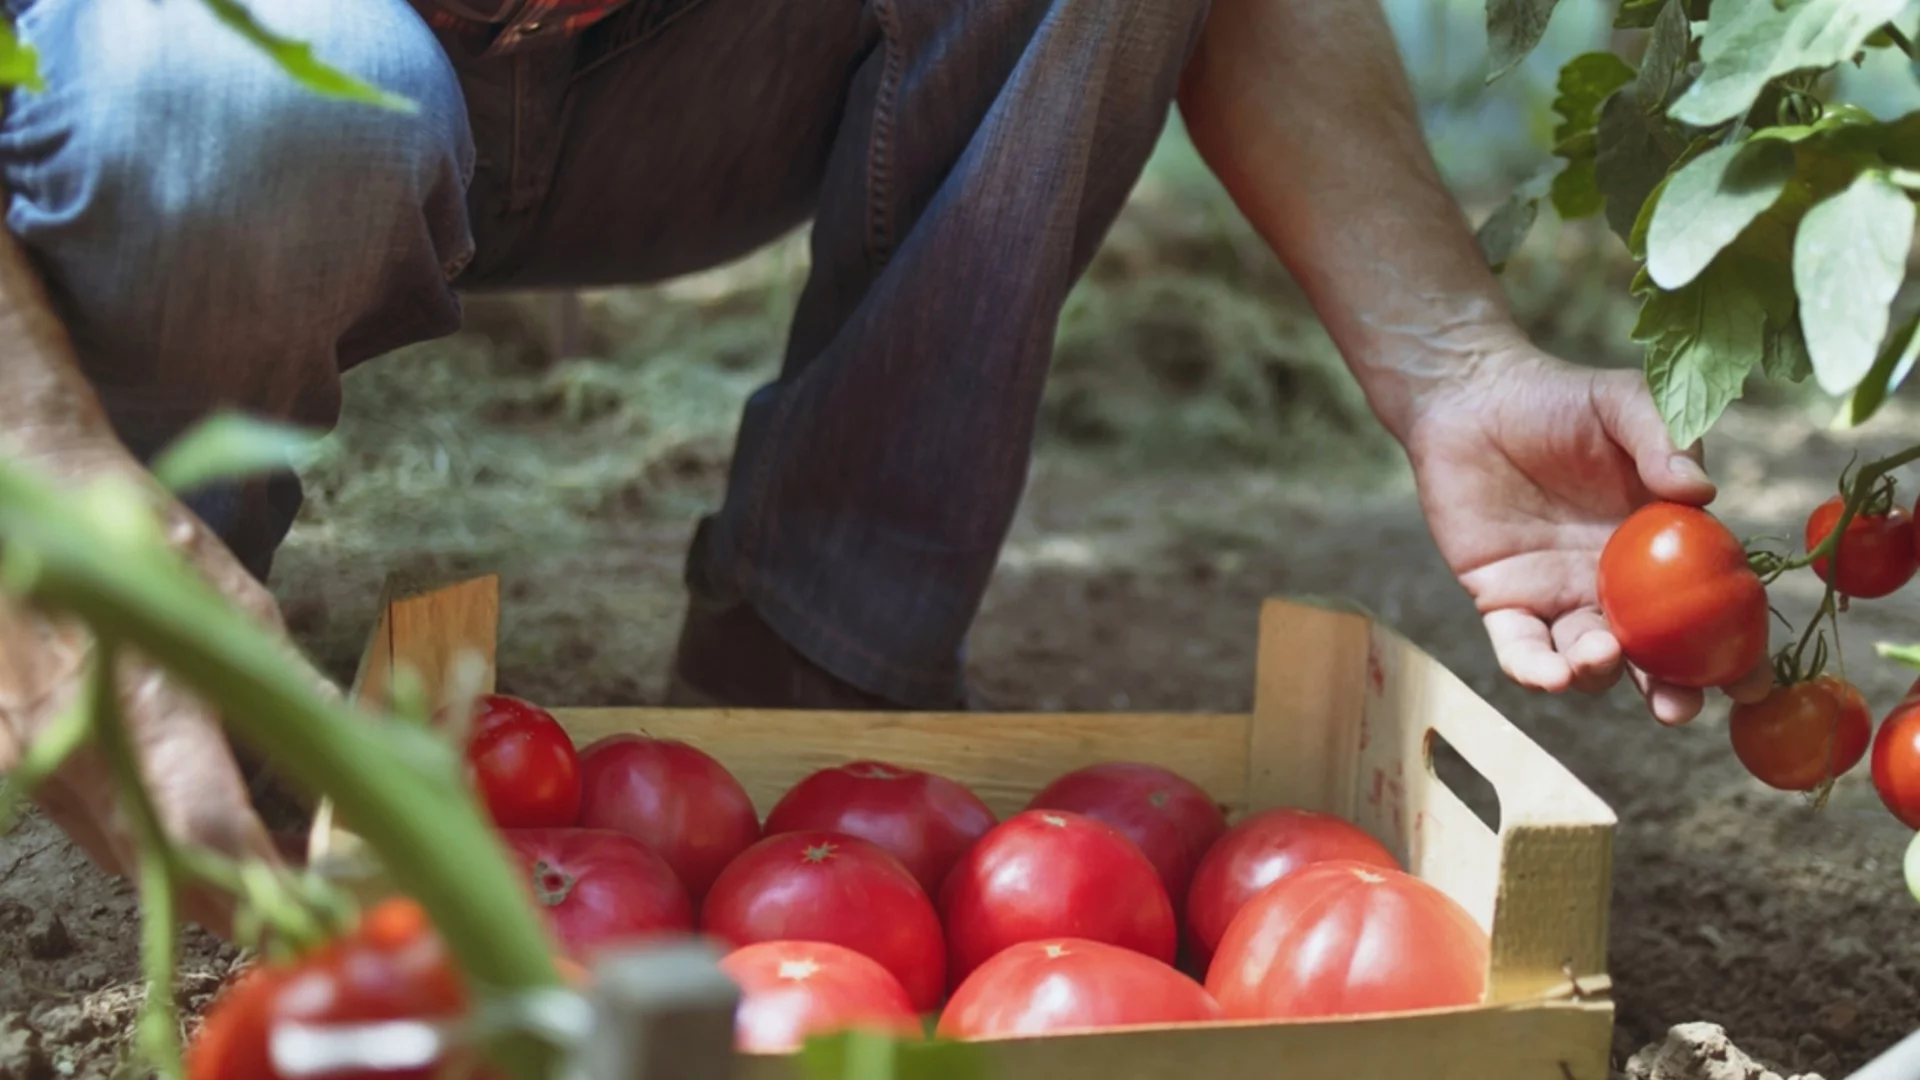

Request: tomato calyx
left=530, top=859, right=579, bottom=907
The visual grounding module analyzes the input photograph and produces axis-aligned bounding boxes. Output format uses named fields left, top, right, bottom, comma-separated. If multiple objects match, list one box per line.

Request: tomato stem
left=0, top=460, right=565, bottom=1079
left=1783, top=443, right=1920, bottom=576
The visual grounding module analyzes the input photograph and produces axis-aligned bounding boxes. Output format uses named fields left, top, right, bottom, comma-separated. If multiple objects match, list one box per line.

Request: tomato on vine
left=1804, top=490, right=1918, bottom=600
left=1597, top=503, right=1770, bottom=689
left=1728, top=674, right=1871, bottom=792
left=1871, top=678, right=1920, bottom=829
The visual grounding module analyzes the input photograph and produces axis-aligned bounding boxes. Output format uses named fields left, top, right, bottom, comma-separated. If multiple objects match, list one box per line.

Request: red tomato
left=186, top=899, right=477, bottom=1080
left=1205, top=861, right=1488, bottom=1020
left=462, top=694, right=582, bottom=830
left=1183, top=807, right=1401, bottom=972
left=763, top=760, right=997, bottom=897
left=1024, top=762, right=1227, bottom=914
left=702, top=831, right=946, bottom=1013
left=719, top=941, right=923, bottom=1054
left=575, top=734, right=760, bottom=904
left=1728, top=675, right=1872, bottom=791
left=936, top=938, right=1220, bottom=1040
left=500, top=828, right=694, bottom=961
left=939, top=810, right=1176, bottom=990
left=1597, top=502, right=1770, bottom=688
left=1872, top=678, right=1920, bottom=828
left=1805, top=496, right=1919, bottom=599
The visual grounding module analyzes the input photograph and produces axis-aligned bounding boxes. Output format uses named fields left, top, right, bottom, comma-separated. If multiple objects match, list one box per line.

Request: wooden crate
left=309, top=575, right=1618, bottom=1080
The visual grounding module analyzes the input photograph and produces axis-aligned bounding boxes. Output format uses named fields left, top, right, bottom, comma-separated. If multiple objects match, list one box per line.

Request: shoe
left=664, top=591, right=992, bottom=711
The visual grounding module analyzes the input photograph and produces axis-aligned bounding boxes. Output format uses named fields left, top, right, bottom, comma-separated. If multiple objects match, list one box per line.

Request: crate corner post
left=1247, top=596, right=1373, bottom=817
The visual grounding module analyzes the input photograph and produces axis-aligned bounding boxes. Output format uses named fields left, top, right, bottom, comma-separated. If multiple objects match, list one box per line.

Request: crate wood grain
left=310, top=574, right=1619, bottom=1080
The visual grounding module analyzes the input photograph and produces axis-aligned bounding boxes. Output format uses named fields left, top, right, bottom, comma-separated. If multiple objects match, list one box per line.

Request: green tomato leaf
left=1487, top=0, right=1564, bottom=83
left=1595, top=87, right=1692, bottom=243
left=1906, top=830, right=1920, bottom=907
left=1612, top=0, right=1667, bottom=29
left=1762, top=315, right=1814, bottom=384
left=1634, top=0, right=1692, bottom=112
left=1794, top=169, right=1916, bottom=397
left=1552, top=52, right=1637, bottom=147
left=1476, top=193, right=1541, bottom=272
left=1646, top=139, right=1795, bottom=289
left=1552, top=159, right=1605, bottom=219
left=1834, top=313, right=1920, bottom=429
left=1634, top=261, right=1768, bottom=448
left=149, top=412, right=325, bottom=495
left=1671, top=0, right=1911, bottom=128
left=1875, top=641, right=1920, bottom=671
left=197, top=0, right=416, bottom=112
left=0, top=17, right=44, bottom=92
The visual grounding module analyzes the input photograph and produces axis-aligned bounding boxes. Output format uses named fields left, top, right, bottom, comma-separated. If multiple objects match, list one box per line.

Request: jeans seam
left=864, top=0, right=903, bottom=267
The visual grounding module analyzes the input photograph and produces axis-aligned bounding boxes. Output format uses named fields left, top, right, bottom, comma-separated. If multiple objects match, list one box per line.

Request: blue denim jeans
left=1, top=0, right=1209, bottom=707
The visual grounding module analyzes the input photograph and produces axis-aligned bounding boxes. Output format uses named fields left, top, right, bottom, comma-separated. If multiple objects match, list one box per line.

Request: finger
left=1591, top=369, right=1717, bottom=505
left=1724, top=660, right=1775, bottom=705
left=1483, top=609, right=1573, bottom=692
left=1627, top=664, right=1707, bottom=725
left=1548, top=608, right=1623, bottom=694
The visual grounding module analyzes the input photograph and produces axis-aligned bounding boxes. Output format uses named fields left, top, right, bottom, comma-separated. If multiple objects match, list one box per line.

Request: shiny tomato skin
left=462, top=694, right=582, bottom=830
left=1024, top=762, right=1227, bottom=914
left=1597, top=502, right=1770, bottom=688
left=1205, top=861, right=1488, bottom=1020
left=719, top=940, right=924, bottom=1054
left=1872, top=679, right=1920, bottom=828
left=500, top=828, right=694, bottom=961
left=1728, top=675, right=1872, bottom=791
left=702, top=831, right=947, bottom=1013
left=939, top=809, right=1177, bottom=991
left=575, top=734, right=761, bottom=905
left=1183, top=807, right=1401, bottom=972
left=762, top=760, right=998, bottom=897
left=1805, top=496, right=1920, bottom=599
left=936, top=938, right=1221, bottom=1040
left=187, top=898, right=475, bottom=1080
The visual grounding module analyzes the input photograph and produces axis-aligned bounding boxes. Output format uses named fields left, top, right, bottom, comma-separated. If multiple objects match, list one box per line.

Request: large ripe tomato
left=936, top=938, right=1220, bottom=1040
left=186, top=899, right=476, bottom=1080
left=719, top=940, right=923, bottom=1054
left=1597, top=502, right=1770, bottom=688
left=1183, top=807, right=1400, bottom=972
left=462, top=694, right=582, bottom=830
left=575, top=734, right=761, bottom=905
left=500, top=828, right=694, bottom=961
left=939, top=809, right=1176, bottom=990
left=1805, top=496, right=1919, bottom=599
left=1205, top=860, right=1488, bottom=1020
left=1872, top=678, right=1920, bottom=828
left=1728, top=675, right=1872, bottom=791
left=762, top=760, right=997, bottom=897
left=702, top=831, right=946, bottom=1013
left=1024, top=762, right=1227, bottom=914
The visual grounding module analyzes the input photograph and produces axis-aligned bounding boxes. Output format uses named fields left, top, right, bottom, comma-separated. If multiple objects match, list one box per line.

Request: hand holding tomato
left=1399, top=349, right=1771, bottom=724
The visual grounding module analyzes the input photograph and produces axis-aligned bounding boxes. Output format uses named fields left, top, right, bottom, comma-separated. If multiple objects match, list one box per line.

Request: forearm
left=0, top=228, right=123, bottom=463
left=1177, top=0, right=1522, bottom=441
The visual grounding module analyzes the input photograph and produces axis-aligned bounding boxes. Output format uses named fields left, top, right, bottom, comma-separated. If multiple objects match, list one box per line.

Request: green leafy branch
left=1481, top=0, right=1920, bottom=448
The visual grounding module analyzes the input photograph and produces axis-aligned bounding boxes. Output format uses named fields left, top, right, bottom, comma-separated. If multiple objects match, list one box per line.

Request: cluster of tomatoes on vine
left=1599, top=474, right=1920, bottom=830
left=189, top=695, right=1493, bottom=1079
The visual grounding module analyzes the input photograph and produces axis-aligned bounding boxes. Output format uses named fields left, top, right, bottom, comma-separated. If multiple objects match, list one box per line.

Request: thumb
left=1592, top=369, right=1716, bottom=504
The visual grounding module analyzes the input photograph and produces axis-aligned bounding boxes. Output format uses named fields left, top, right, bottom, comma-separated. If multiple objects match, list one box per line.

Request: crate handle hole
left=1425, top=729, right=1501, bottom=834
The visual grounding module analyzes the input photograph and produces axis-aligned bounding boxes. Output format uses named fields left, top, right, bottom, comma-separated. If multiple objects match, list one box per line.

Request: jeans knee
left=2, top=0, right=474, bottom=391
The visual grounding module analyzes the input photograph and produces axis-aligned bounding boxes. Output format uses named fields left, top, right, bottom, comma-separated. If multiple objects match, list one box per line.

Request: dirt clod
left=1622, top=1023, right=1823, bottom=1080
left=23, top=916, right=70, bottom=962
left=0, top=1014, right=52, bottom=1080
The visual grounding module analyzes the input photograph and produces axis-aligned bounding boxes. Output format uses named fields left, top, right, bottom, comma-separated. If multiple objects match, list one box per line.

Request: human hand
left=0, top=445, right=337, bottom=935
left=1399, top=335, right=1773, bottom=724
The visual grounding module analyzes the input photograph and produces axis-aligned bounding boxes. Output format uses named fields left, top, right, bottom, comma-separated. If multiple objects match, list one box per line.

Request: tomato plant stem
left=0, top=461, right=564, bottom=1079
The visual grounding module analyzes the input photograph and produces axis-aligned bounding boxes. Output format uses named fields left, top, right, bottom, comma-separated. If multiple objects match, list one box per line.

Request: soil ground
left=2, top=135, right=1918, bottom=1079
